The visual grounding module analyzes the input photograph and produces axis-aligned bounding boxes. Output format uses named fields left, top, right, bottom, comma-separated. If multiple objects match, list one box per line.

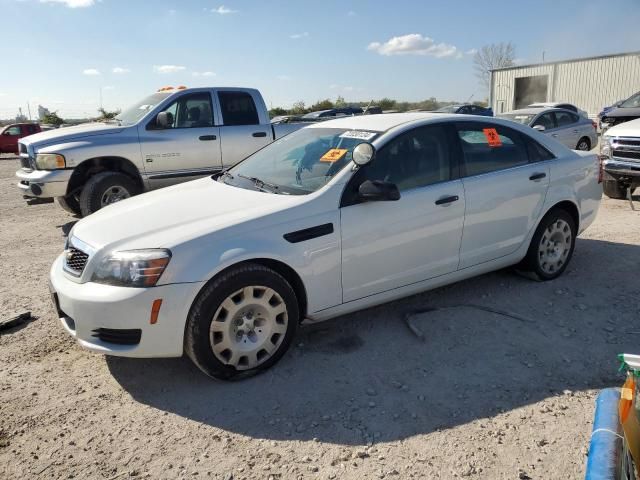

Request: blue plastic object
left=585, top=388, right=622, bottom=480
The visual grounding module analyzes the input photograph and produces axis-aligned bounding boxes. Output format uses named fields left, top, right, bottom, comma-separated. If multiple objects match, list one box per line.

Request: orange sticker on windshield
left=320, top=148, right=348, bottom=163
left=483, top=128, right=502, bottom=147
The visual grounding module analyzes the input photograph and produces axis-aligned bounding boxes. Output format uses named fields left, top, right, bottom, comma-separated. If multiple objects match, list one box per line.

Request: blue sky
left=2, top=0, right=640, bottom=119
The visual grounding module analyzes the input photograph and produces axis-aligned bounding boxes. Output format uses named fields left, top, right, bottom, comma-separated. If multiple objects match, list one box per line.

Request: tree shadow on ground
left=107, top=238, right=640, bottom=445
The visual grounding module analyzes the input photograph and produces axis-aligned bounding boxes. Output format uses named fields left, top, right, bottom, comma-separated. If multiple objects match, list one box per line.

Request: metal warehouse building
left=489, top=51, right=640, bottom=118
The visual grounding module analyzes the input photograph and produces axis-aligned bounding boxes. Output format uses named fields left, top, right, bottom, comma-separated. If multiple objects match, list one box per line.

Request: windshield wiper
left=237, top=174, right=280, bottom=193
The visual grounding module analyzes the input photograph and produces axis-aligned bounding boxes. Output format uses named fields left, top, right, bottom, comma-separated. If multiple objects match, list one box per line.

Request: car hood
left=604, top=117, right=640, bottom=137
left=71, top=177, right=303, bottom=251
left=603, top=107, right=640, bottom=119
left=19, top=122, right=124, bottom=149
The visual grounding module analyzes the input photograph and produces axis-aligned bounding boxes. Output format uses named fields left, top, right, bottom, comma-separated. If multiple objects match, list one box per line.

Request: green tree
left=269, top=107, right=288, bottom=118
left=290, top=101, right=307, bottom=115
left=97, top=107, right=121, bottom=120
left=42, top=111, right=64, bottom=126
left=334, top=96, right=346, bottom=108
left=310, top=99, right=334, bottom=111
left=377, top=98, right=396, bottom=111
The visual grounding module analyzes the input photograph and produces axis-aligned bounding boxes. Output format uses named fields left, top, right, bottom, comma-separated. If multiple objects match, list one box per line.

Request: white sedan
left=50, top=113, right=602, bottom=380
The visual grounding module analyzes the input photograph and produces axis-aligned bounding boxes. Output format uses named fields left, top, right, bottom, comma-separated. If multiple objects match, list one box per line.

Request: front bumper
left=602, top=159, right=640, bottom=178
left=49, top=254, right=204, bottom=358
left=16, top=168, right=72, bottom=198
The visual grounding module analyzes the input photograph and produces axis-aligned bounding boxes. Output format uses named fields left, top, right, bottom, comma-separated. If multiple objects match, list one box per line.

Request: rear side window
left=525, top=137, right=555, bottom=162
left=555, top=111, right=577, bottom=127
left=218, top=91, right=259, bottom=126
left=456, top=123, right=528, bottom=176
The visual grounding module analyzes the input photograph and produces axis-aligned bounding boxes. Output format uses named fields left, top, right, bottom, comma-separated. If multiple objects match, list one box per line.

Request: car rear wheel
left=56, top=195, right=81, bottom=216
left=184, top=263, right=299, bottom=380
left=79, top=171, right=139, bottom=217
left=603, top=180, right=628, bottom=200
left=576, top=137, right=591, bottom=151
left=520, top=209, right=576, bottom=281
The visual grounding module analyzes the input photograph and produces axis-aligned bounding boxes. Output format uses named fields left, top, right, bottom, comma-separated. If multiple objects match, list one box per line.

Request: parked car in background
left=302, top=107, right=364, bottom=119
left=432, top=104, right=494, bottom=116
left=600, top=91, right=640, bottom=129
left=600, top=117, right=640, bottom=199
left=50, top=113, right=601, bottom=380
left=0, top=123, right=41, bottom=154
left=528, top=102, right=588, bottom=118
left=16, top=87, right=305, bottom=217
left=498, top=108, right=597, bottom=151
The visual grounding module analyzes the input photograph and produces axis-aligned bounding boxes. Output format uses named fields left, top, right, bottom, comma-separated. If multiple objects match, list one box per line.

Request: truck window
left=153, top=93, right=214, bottom=129
left=6, top=126, right=21, bottom=136
left=218, top=91, right=259, bottom=126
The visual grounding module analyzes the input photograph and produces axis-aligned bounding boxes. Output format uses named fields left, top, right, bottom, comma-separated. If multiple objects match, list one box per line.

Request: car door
left=138, top=91, right=222, bottom=190
left=216, top=90, right=272, bottom=168
left=2, top=125, right=22, bottom=153
left=551, top=111, right=580, bottom=148
left=340, top=124, right=465, bottom=303
left=455, top=122, right=551, bottom=269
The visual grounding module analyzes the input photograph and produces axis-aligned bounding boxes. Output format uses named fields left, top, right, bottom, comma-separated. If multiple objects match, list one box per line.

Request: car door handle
left=252, top=132, right=267, bottom=138
left=435, top=195, right=459, bottom=206
left=199, top=135, right=217, bottom=141
left=529, top=172, right=546, bottom=181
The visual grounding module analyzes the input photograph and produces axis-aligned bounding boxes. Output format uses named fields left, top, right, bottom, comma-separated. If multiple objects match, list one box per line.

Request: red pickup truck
left=0, top=123, right=41, bottom=154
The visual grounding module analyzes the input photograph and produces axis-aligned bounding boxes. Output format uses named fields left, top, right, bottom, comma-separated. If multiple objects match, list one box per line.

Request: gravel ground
left=1, top=155, right=639, bottom=480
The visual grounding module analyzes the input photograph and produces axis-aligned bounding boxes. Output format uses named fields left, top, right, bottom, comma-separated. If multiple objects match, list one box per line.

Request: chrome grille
left=611, top=137, right=640, bottom=164
left=64, top=247, right=89, bottom=275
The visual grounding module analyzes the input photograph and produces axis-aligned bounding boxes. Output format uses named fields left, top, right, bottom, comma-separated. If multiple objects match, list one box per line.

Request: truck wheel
left=56, top=195, right=81, bottom=216
left=184, top=263, right=299, bottom=380
left=576, top=137, right=591, bottom=151
left=603, top=180, right=628, bottom=200
left=79, top=172, right=140, bottom=216
left=519, top=208, right=576, bottom=281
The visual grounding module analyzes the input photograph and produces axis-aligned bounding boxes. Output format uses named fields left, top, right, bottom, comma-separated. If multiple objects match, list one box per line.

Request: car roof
left=503, top=107, right=579, bottom=115
left=306, top=112, right=456, bottom=132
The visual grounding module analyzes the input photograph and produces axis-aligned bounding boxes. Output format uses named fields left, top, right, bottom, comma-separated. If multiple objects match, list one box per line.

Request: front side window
left=218, top=91, right=259, bottom=126
left=6, top=126, right=21, bottom=135
left=152, top=93, right=214, bottom=129
left=555, top=111, right=577, bottom=127
left=621, top=93, right=640, bottom=108
left=532, top=113, right=555, bottom=129
left=457, top=123, right=528, bottom=176
left=222, top=128, right=378, bottom=195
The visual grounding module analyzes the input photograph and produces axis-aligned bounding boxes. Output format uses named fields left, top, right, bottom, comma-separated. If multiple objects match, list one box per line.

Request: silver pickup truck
left=16, top=87, right=304, bottom=216
left=601, top=118, right=640, bottom=199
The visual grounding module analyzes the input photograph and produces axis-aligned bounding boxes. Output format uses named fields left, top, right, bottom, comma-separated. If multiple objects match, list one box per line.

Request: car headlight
left=35, top=153, right=66, bottom=170
left=91, top=249, right=171, bottom=287
left=601, top=135, right=612, bottom=158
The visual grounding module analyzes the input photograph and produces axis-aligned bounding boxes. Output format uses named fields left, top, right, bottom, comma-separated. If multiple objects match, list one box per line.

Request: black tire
left=520, top=208, right=576, bottom=281
left=79, top=171, right=140, bottom=217
left=56, top=195, right=81, bottom=216
left=603, top=180, right=628, bottom=200
left=576, top=137, right=591, bottom=151
left=185, top=263, right=299, bottom=380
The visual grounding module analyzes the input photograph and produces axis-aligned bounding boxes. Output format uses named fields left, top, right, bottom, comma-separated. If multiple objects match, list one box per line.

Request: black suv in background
left=600, top=91, right=640, bottom=128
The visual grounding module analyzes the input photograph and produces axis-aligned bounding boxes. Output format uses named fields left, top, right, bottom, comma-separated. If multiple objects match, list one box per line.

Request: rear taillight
left=591, top=120, right=597, bottom=130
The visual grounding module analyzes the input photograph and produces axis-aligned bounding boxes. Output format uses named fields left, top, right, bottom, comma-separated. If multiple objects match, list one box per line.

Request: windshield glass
left=222, top=127, right=378, bottom=195
left=115, top=92, right=171, bottom=125
left=620, top=92, right=640, bottom=108
left=498, top=113, right=536, bottom=125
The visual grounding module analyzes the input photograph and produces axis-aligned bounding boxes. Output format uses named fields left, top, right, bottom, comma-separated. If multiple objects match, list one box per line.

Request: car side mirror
left=155, top=111, right=173, bottom=129
left=358, top=179, right=400, bottom=202
left=533, top=124, right=545, bottom=132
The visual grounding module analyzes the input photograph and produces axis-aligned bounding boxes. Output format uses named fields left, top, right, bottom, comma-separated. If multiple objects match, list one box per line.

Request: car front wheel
left=576, top=137, right=591, bottom=151
left=520, top=209, right=576, bottom=281
left=185, top=263, right=299, bottom=380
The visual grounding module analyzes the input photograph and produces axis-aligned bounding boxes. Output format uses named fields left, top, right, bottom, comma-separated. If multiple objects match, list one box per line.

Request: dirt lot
left=1, top=155, right=639, bottom=480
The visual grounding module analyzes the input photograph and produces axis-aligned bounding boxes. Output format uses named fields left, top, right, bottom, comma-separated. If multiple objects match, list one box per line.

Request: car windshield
left=115, top=92, right=171, bottom=125
left=620, top=92, right=640, bottom=108
left=221, top=127, right=378, bottom=195
left=435, top=105, right=458, bottom=113
left=498, top=113, right=536, bottom=125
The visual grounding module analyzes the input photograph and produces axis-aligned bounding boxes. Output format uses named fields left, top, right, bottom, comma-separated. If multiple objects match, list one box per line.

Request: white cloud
left=40, top=0, right=95, bottom=7
left=82, top=68, right=101, bottom=75
left=112, top=67, right=130, bottom=74
left=290, top=32, right=309, bottom=39
left=192, top=71, right=217, bottom=77
left=212, top=5, right=237, bottom=14
left=153, top=65, right=186, bottom=74
left=466, top=48, right=478, bottom=55
left=367, top=33, right=459, bottom=58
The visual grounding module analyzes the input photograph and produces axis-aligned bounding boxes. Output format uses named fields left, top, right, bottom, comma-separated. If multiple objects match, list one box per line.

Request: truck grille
left=64, top=247, right=89, bottom=275
left=612, top=137, right=640, bottom=163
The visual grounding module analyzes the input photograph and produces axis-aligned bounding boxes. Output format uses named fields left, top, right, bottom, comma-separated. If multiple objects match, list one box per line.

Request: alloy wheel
left=100, top=185, right=131, bottom=206
left=538, top=219, right=572, bottom=275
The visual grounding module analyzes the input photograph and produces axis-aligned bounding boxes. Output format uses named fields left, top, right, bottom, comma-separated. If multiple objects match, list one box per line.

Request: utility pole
left=542, top=51, right=546, bottom=63
left=27, top=102, right=32, bottom=120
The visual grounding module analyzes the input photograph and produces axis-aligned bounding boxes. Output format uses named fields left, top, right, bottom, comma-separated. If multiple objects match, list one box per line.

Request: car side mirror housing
left=358, top=179, right=400, bottom=202
left=154, top=111, right=173, bottom=129
left=532, top=124, right=546, bottom=132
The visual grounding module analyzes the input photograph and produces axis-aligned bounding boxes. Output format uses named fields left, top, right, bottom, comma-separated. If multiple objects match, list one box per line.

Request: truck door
left=215, top=90, right=272, bottom=168
left=138, top=91, right=222, bottom=190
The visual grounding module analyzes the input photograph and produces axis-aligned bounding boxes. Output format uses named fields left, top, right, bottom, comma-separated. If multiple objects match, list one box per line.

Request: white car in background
left=528, top=102, right=589, bottom=118
left=499, top=108, right=598, bottom=151
left=50, top=113, right=602, bottom=380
